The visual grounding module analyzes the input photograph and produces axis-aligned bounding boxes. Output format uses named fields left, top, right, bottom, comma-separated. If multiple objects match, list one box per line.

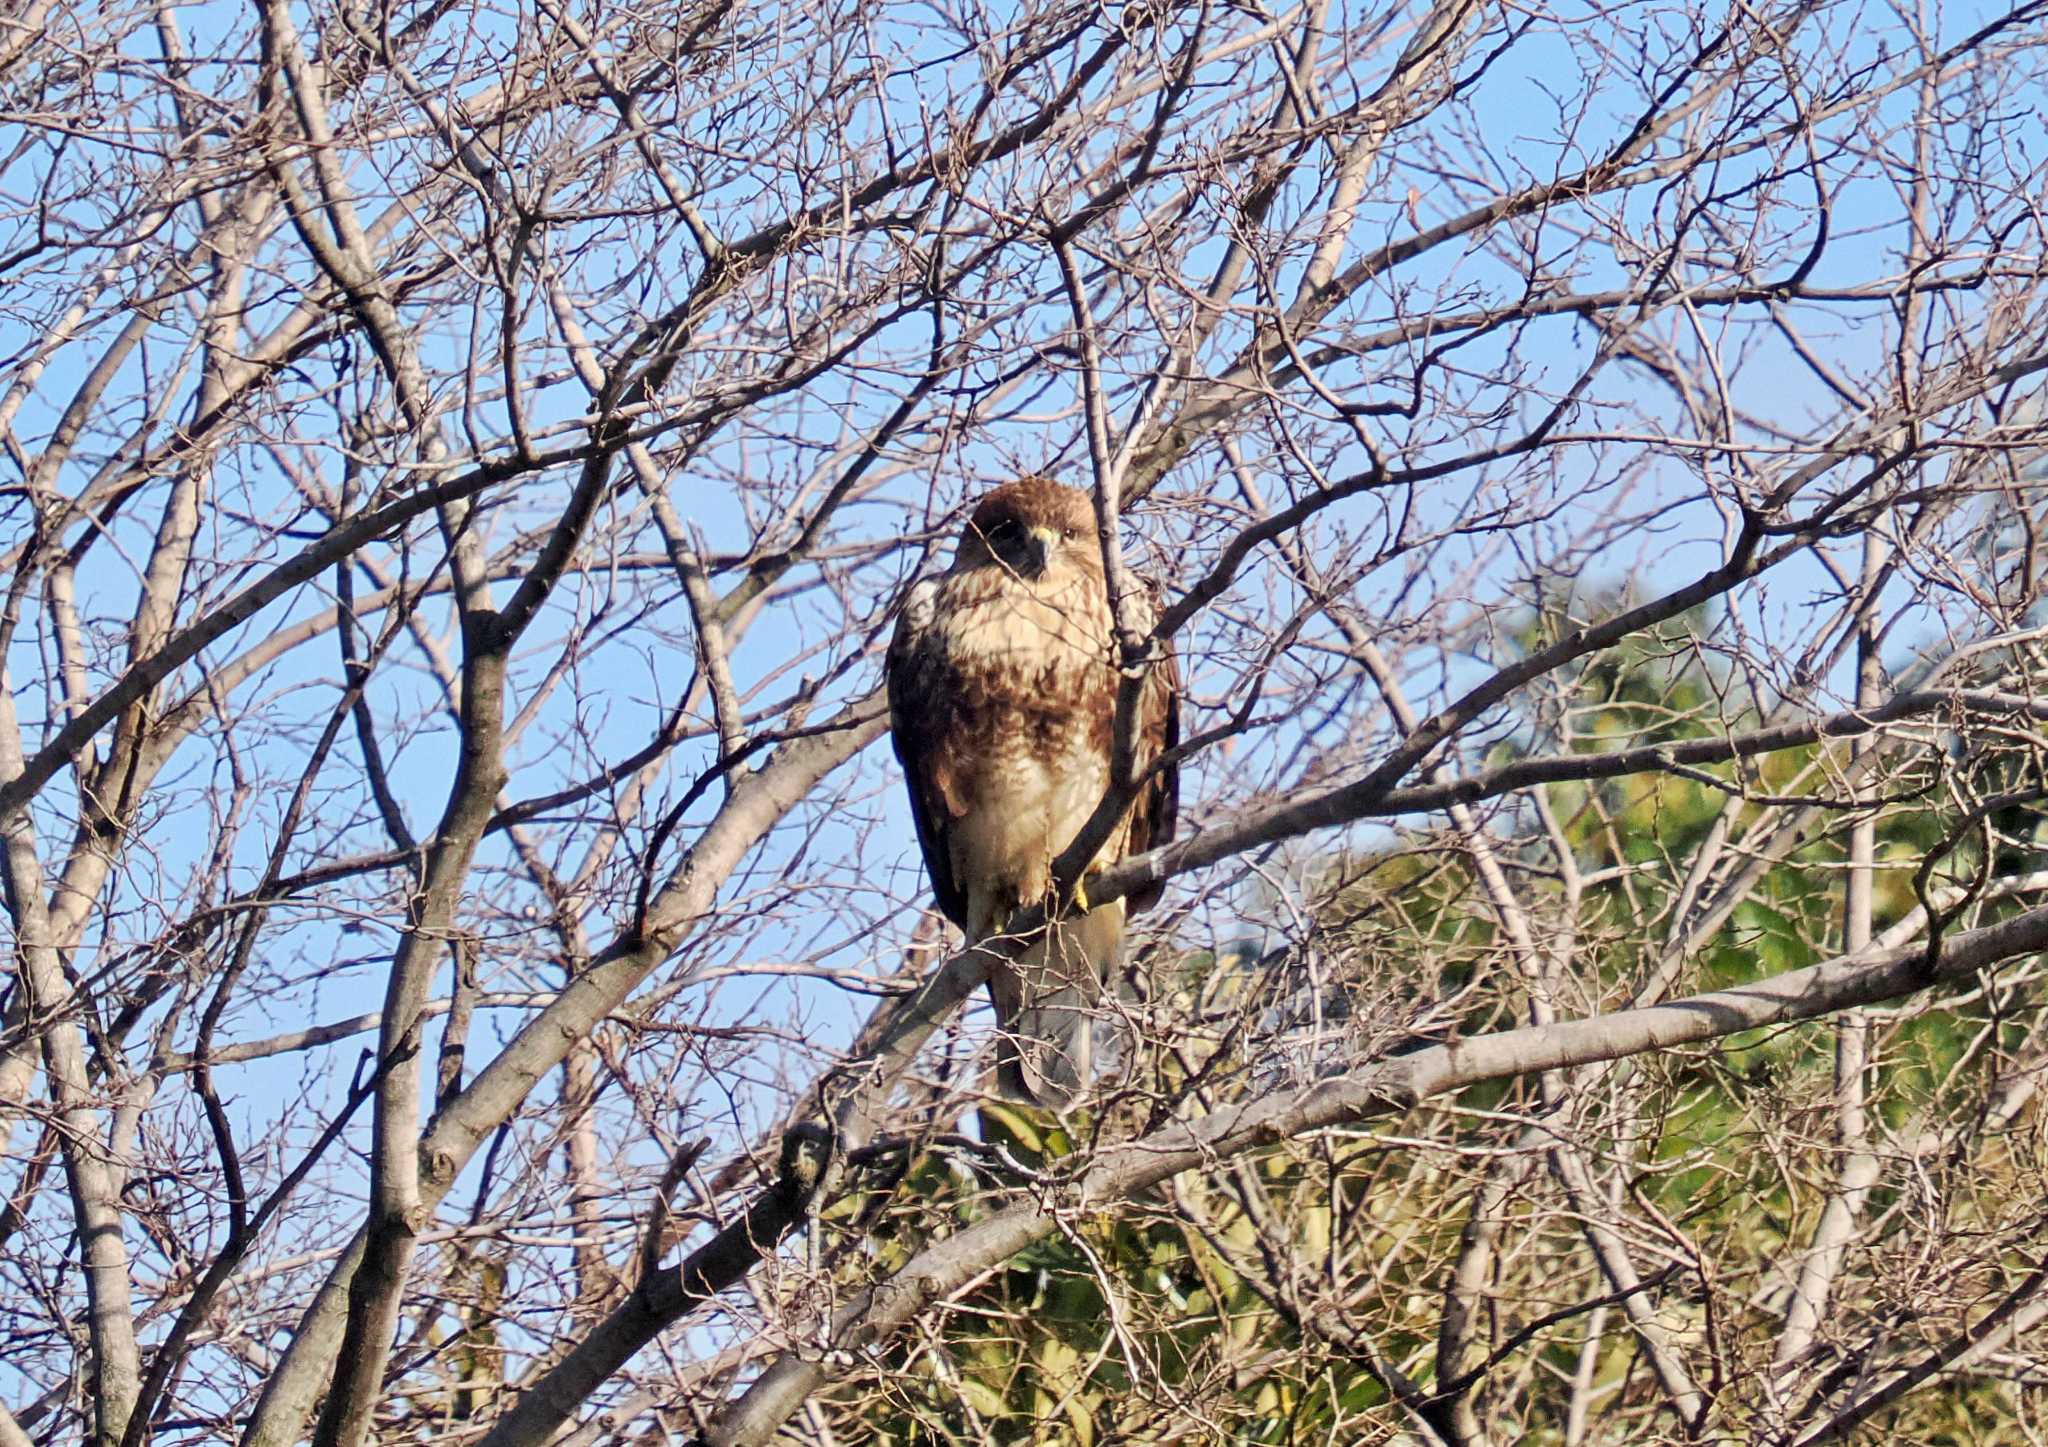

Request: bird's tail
left=990, top=902, right=1127, bottom=1110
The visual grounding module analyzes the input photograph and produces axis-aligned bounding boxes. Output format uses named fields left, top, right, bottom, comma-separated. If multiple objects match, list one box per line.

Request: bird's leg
left=1072, top=866, right=1106, bottom=913
left=992, top=876, right=1040, bottom=934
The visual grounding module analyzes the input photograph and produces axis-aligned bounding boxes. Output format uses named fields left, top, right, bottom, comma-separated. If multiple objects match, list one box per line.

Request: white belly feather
left=950, top=731, right=1110, bottom=936
left=928, top=576, right=1118, bottom=936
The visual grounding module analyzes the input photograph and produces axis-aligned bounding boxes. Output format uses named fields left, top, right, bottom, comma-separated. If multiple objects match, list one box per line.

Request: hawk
left=887, top=478, right=1180, bottom=1108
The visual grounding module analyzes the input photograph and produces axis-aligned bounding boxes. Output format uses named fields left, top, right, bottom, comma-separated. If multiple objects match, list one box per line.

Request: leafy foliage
left=815, top=601, right=2048, bottom=1444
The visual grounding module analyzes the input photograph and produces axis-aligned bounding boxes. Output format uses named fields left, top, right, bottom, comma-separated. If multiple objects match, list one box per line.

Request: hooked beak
left=1024, top=524, right=1060, bottom=576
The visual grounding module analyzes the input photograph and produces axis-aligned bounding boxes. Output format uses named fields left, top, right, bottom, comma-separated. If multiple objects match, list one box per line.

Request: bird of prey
left=887, top=478, right=1180, bottom=1108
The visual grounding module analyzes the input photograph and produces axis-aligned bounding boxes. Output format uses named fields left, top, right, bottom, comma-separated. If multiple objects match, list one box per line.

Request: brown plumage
left=887, top=478, right=1180, bottom=1107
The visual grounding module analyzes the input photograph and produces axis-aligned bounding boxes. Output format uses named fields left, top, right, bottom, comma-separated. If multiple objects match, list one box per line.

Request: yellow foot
left=1073, top=869, right=1103, bottom=913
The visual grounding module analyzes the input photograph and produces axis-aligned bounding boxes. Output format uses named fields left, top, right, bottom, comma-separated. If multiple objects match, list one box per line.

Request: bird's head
left=956, top=478, right=1099, bottom=583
